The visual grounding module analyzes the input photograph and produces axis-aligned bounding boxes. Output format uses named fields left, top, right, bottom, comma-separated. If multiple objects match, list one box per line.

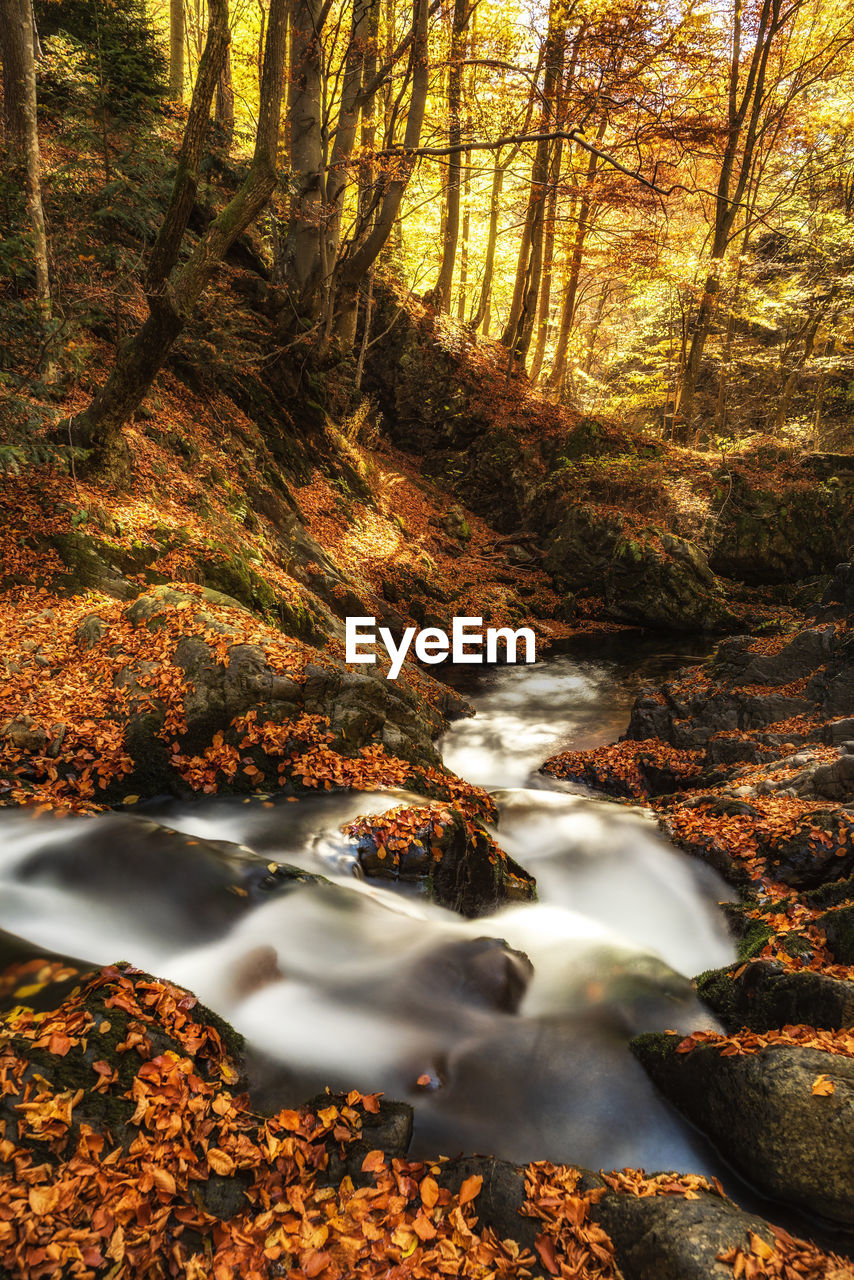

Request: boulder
left=760, top=811, right=854, bottom=888
left=817, top=904, right=854, bottom=965
left=342, top=804, right=536, bottom=916
left=697, top=961, right=854, bottom=1033
left=633, top=1033, right=854, bottom=1226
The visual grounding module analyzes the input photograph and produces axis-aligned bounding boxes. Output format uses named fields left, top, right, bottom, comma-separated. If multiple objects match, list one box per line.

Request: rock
left=811, top=753, right=854, bottom=802
left=592, top=1187, right=775, bottom=1280
left=441, top=505, right=472, bottom=543
left=632, top=1033, right=854, bottom=1226
left=542, top=507, right=735, bottom=632
left=697, top=961, right=854, bottom=1032
left=313, top=1094, right=414, bottom=1187
left=436, top=1157, right=782, bottom=1280
left=760, top=811, right=854, bottom=888
left=75, top=614, right=109, bottom=649
left=1, top=714, right=47, bottom=754
left=817, top=904, right=854, bottom=965
left=45, top=721, right=67, bottom=758
left=711, top=470, right=853, bottom=583
left=343, top=805, right=536, bottom=916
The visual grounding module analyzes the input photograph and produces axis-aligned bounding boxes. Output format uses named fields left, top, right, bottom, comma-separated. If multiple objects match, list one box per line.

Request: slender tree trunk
left=469, top=154, right=506, bottom=334
left=500, top=0, right=567, bottom=369
left=215, top=37, right=235, bottom=146
left=528, top=136, right=562, bottom=382
left=433, top=0, right=468, bottom=309
left=334, top=0, right=429, bottom=346
left=324, top=0, right=380, bottom=324
left=582, top=283, right=608, bottom=378
left=468, top=58, right=541, bottom=334
left=773, top=307, right=828, bottom=434
left=456, top=149, right=470, bottom=322
left=68, top=0, right=288, bottom=475
left=170, top=0, right=185, bottom=98
left=676, top=0, right=783, bottom=438
left=282, top=0, right=326, bottom=319
left=713, top=214, right=752, bottom=434
left=545, top=125, right=604, bottom=393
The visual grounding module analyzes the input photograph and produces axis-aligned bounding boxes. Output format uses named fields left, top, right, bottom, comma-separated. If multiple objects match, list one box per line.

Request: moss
left=694, top=968, right=738, bottom=1023
left=629, top=1031, right=681, bottom=1062
left=804, top=875, right=854, bottom=911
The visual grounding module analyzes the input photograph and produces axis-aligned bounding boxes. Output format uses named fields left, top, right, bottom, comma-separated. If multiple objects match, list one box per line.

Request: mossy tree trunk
left=67, top=0, right=288, bottom=478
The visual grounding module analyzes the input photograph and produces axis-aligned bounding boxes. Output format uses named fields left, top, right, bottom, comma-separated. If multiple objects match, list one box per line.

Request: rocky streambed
left=1, top=614, right=853, bottom=1277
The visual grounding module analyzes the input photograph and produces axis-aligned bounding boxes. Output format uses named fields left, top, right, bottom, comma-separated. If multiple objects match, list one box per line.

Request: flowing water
left=0, top=636, right=736, bottom=1175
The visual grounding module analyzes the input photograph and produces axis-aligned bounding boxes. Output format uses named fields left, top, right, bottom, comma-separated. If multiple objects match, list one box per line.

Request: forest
left=1, top=0, right=854, bottom=1274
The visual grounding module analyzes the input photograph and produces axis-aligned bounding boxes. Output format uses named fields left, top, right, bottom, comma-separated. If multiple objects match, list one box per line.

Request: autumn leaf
left=535, top=1233, right=560, bottom=1275
left=420, top=1175, right=439, bottom=1208
left=361, top=1148, right=386, bottom=1173
left=458, top=1173, right=483, bottom=1204
left=208, top=1147, right=235, bottom=1175
left=812, top=1074, right=835, bottom=1096
left=27, top=1185, right=59, bottom=1216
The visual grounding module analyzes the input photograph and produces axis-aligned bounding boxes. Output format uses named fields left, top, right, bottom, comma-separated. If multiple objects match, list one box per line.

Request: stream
left=0, top=636, right=737, bottom=1177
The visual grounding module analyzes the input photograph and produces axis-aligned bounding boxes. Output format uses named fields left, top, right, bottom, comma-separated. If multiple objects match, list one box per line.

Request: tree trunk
left=675, top=0, right=784, bottom=438
left=469, top=154, right=507, bottom=333
left=0, top=0, right=27, bottom=148
left=433, top=0, right=468, bottom=310
left=528, top=135, right=562, bottom=382
left=334, top=0, right=429, bottom=346
left=1, top=0, right=51, bottom=328
left=468, top=59, right=541, bottom=333
left=500, top=0, right=566, bottom=369
left=456, top=149, right=470, bottom=322
left=215, top=36, right=235, bottom=147
left=282, top=0, right=326, bottom=319
left=170, top=0, right=185, bottom=98
left=324, top=0, right=380, bottom=327
left=545, top=125, right=604, bottom=394
left=68, top=0, right=287, bottom=476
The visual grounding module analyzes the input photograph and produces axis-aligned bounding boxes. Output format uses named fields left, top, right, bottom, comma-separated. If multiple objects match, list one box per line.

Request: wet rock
left=697, top=961, right=854, bottom=1032
left=435, top=1157, right=782, bottom=1280
left=632, top=1033, right=854, bottom=1226
left=344, top=806, right=536, bottom=916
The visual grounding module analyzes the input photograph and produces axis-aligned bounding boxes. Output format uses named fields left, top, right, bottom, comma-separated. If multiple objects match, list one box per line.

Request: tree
left=0, top=0, right=51, bottom=330
left=673, top=0, right=854, bottom=438
left=67, top=0, right=288, bottom=475
left=170, top=0, right=184, bottom=98
left=433, top=0, right=471, bottom=311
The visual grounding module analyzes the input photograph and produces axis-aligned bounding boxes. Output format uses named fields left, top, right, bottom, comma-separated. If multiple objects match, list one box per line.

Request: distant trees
left=13, top=0, right=850, bottom=472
